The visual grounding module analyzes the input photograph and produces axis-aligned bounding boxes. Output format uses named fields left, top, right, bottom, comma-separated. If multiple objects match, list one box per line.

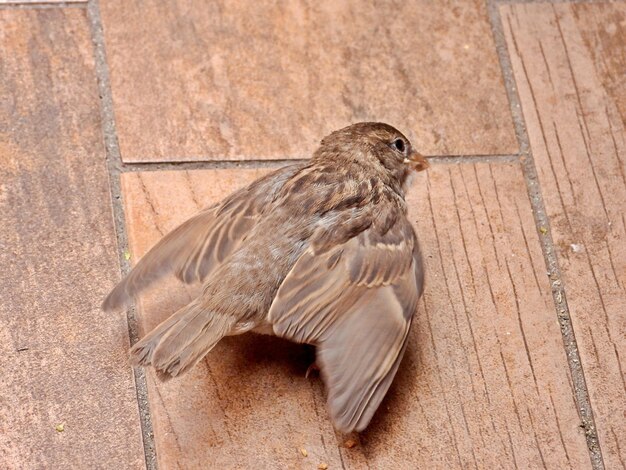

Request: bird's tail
left=131, top=299, right=236, bottom=378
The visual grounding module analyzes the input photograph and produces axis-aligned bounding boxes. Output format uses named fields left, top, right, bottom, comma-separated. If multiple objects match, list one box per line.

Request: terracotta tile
left=351, top=163, right=588, bottom=469
left=0, top=9, right=143, bottom=468
left=501, top=4, right=626, bottom=468
left=101, top=0, right=517, bottom=162
left=122, top=164, right=587, bottom=468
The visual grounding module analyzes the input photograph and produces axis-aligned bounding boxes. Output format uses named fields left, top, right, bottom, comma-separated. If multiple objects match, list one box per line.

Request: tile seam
left=497, top=0, right=622, bottom=5
left=86, top=1, right=157, bottom=469
left=115, top=154, right=522, bottom=173
left=119, top=159, right=309, bottom=173
left=0, top=2, right=84, bottom=10
left=486, top=2, right=604, bottom=469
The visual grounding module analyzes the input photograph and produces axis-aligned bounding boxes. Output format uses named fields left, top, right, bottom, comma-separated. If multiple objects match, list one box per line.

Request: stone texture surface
left=100, top=0, right=518, bottom=162
left=0, top=9, right=144, bottom=469
left=502, top=4, right=626, bottom=469
left=121, top=164, right=588, bottom=468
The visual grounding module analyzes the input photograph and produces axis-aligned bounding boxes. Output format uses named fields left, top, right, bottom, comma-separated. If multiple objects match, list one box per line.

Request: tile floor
left=0, top=1, right=623, bottom=469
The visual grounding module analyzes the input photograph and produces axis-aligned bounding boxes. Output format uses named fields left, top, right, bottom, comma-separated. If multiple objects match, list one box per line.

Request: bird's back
left=199, top=160, right=384, bottom=323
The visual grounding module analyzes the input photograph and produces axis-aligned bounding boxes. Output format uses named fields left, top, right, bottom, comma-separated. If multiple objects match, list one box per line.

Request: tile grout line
left=498, top=0, right=621, bottom=4
left=487, top=2, right=604, bottom=469
left=416, top=154, right=520, bottom=164
left=115, top=154, right=522, bottom=173
left=86, top=1, right=157, bottom=469
left=0, top=0, right=611, bottom=11
left=119, top=159, right=310, bottom=173
left=0, top=2, right=85, bottom=10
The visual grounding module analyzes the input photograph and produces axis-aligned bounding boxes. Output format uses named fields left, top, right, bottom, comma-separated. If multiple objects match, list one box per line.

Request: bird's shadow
left=217, top=332, right=315, bottom=379
left=139, top=281, right=316, bottom=378
left=137, top=281, right=423, bottom=445
left=205, top=325, right=423, bottom=445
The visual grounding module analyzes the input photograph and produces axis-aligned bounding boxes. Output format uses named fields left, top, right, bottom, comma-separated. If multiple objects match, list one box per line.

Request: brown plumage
left=103, top=122, right=428, bottom=433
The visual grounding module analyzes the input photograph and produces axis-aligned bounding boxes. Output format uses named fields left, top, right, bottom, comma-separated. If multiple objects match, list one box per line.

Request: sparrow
left=103, top=122, right=428, bottom=433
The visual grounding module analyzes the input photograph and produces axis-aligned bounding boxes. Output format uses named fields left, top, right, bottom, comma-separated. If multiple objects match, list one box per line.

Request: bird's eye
left=392, top=138, right=406, bottom=153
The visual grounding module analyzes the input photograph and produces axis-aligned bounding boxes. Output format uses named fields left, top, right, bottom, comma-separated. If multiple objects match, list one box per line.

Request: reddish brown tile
left=353, top=163, right=589, bottom=469
left=122, top=164, right=587, bottom=468
left=0, top=9, right=144, bottom=468
left=502, top=4, right=626, bottom=468
left=101, top=0, right=518, bottom=162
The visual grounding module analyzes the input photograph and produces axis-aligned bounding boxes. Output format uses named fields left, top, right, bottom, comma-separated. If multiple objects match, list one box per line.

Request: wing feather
left=102, top=164, right=300, bottom=312
left=268, top=212, right=423, bottom=432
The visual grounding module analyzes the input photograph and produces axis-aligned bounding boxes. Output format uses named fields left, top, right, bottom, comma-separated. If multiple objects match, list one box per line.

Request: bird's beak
left=404, top=150, right=429, bottom=172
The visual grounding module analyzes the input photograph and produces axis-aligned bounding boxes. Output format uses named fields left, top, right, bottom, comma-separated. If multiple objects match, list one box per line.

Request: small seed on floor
left=344, top=439, right=357, bottom=448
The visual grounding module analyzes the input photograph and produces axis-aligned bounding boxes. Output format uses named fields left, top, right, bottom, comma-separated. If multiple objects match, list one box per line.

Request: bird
left=103, top=122, right=428, bottom=433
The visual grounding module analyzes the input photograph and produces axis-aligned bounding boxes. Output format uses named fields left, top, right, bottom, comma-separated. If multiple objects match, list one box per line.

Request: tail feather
left=130, top=299, right=236, bottom=378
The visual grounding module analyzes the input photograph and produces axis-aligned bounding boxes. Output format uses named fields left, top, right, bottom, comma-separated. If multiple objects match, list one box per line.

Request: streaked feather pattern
left=102, top=122, right=428, bottom=433
left=268, top=215, right=423, bottom=432
left=102, top=164, right=300, bottom=312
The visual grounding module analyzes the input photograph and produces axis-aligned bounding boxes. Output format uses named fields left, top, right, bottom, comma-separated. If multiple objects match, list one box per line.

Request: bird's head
left=314, top=122, right=429, bottom=192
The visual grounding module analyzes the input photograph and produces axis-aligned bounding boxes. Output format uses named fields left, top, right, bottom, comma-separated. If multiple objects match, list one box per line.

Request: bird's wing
left=103, top=164, right=301, bottom=312
left=268, top=210, right=423, bottom=432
